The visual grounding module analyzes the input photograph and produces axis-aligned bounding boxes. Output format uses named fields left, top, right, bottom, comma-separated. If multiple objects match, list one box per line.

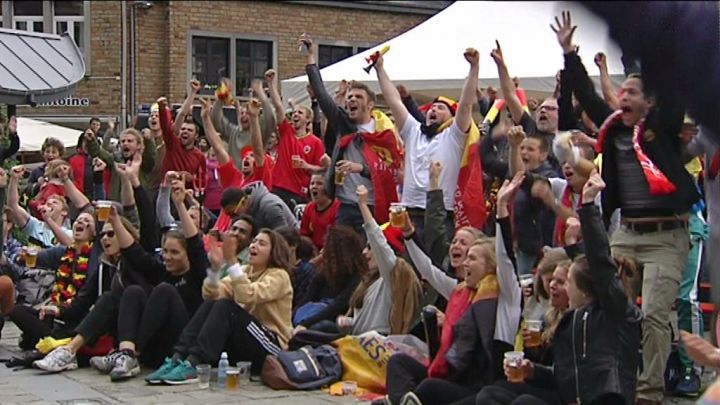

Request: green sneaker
left=163, top=360, right=198, bottom=385
left=145, top=357, right=178, bottom=385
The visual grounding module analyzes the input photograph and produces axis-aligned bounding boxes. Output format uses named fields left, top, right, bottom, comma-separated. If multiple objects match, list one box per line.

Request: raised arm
left=110, top=206, right=134, bottom=249
left=357, top=185, right=397, bottom=279
left=171, top=180, right=199, bottom=238
left=60, top=167, right=92, bottom=212
left=200, top=98, right=231, bottom=165
left=264, top=69, right=285, bottom=124
left=552, top=11, right=613, bottom=127
left=494, top=173, right=524, bottom=344
left=506, top=125, right=526, bottom=177
left=158, top=97, right=181, bottom=152
left=210, top=79, right=247, bottom=145
left=84, top=128, right=115, bottom=169
left=101, top=117, right=117, bottom=153
left=173, top=80, right=201, bottom=135
left=491, top=41, right=525, bottom=125
left=456, top=48, right=480, bottom=133
left=246, top=98, right=266, bottom=167
left=579, top=170, right=628, bottom=317
left=374, top=54, right=410, bottom=131
left=156, top=179, right=175, bottom=229
left=300, top=33, right=341, bottom=127
left=424, top=161, right=450, bottom=267
left=40, top=207, right=72, bottom=246
left=7, top=166, right=30, bottom=227
left=594, top=52, right=620, bottom=110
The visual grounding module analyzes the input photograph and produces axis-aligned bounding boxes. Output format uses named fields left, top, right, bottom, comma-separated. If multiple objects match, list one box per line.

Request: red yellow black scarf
left=51, top=243, right=92, bottom=305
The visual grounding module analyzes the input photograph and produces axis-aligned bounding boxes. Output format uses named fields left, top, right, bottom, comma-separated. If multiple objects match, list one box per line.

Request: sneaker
left=90, top=350, right=126, bottom=374
left=162, top=360, right=198, bottom=385
left=674, top=369, right=701, bottom=397
left=399, top=392, right=422, bottom=405
left=370, top=395, right=392, bottom=405
left=110, top=351, right=141, bottom=382
left=146, top=357, right=179, bottom=385
left=33, top=347, right=78, bottom=372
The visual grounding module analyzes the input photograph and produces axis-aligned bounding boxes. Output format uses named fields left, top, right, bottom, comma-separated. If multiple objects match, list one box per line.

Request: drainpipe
left=129, top=3, right=136, bottom=120
left=120, top=1, right=128, bottom=131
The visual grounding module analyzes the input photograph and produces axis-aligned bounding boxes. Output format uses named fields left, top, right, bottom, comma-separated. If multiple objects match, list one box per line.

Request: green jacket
left=86, top=136, right=157, bottom=200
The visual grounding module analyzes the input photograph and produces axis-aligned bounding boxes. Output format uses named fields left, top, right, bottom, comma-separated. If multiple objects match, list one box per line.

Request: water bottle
left=217, top=352, right=229, bottom=389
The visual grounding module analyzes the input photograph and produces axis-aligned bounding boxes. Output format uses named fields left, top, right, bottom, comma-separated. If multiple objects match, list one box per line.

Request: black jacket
left=564, top=51, right=699, bottom=224
left=532, top=204, right=642, bottom=405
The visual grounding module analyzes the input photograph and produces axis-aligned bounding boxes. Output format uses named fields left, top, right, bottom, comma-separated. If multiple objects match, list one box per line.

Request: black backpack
left=261, top=345, right=342, bottom=390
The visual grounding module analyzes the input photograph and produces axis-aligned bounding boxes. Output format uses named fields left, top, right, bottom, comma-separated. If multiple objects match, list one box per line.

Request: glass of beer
left=389, top=203, right=406, bottom=228
left=504, top=351, right=525, bottom=383
left=524, top=320, right=543, bottom=348
left=226, top=368, right=240, bottom=390
left=334, top=169, right=346, bottom=185
left=25, top=247, right=38, bottom=268
left=291, top=155, right=302, bottom=168
left=96, top=200, right=112, bottom=222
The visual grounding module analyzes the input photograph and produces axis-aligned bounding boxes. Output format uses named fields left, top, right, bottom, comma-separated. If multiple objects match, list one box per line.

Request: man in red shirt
left=157, top=97, right=206, bottom=190
left=266, top=69, right=327, bottom=210
left=300, top=171, right=339, bottom=249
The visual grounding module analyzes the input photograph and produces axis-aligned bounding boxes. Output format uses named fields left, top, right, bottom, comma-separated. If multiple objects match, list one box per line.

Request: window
left=236, top=39, right=272, bottom=95
left=318, top=45, right=353, bottom=68
left=12, top=1, right=44, bottom=33
left=188, top=32, right=276, bottom=98
left=53, top=1, right=85, bottom=51
left=192, top=36, right=230, bottom=95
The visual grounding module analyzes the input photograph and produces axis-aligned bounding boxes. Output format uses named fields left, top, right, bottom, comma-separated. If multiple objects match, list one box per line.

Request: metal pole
left=120, top=1, right=128, bottom=131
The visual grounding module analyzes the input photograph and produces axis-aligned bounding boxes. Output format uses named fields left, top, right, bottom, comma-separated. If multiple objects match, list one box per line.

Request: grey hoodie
left=247, top=183, right=297, bottom=230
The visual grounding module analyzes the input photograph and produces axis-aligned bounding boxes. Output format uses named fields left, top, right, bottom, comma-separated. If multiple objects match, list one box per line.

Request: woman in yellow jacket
left=146, top=228, right=293, bottom=385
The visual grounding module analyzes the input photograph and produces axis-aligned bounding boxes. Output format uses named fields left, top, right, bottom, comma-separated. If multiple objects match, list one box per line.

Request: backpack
left=15, top=269, right=55, bottom=307
left=261, top=344, right=342, bottom=390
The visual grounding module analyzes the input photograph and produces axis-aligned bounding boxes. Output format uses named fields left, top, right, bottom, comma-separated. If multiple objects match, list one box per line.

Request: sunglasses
left=100, top=230, right=116, bottom=238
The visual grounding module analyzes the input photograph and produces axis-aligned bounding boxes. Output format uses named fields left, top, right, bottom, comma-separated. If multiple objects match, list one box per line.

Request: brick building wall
left=16, top=0, right=436, bottom=125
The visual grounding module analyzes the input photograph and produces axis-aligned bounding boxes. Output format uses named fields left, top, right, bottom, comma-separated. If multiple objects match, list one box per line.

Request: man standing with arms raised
left=302, top=33, right=401, bottom=234
left=374, top=48, right=479, bottom=238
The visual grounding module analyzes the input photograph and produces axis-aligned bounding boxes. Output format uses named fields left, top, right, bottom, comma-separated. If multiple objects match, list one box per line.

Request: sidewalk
left=0, top=321, right=711, bottom=404
left=0, top=322, right=359, bottom=405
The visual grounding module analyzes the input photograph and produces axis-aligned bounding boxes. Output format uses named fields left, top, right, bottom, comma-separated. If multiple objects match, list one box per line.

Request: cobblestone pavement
left=0, top=322, right=711, bottom=404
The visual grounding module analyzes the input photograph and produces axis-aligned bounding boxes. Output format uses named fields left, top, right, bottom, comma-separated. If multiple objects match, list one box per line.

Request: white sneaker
left=90, top=349, right=125, bottom=374
left=399, top=392, right=422, bottom=405
left=33, top=347, right=78, bottom=372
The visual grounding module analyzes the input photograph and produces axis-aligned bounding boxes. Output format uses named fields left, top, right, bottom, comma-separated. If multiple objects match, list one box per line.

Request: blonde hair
left=541, top=260, right=572, bottom=344
left=534, top=248, right=569, bottom=301
left=121, top=128, right=144, bottom=149
left=469, top=238, right=497, bottom=272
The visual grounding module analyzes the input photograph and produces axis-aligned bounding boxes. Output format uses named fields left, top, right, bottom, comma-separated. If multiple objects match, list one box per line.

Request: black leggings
left=118, top=283, right=189, bottom=367
left=471, top=381, right=561, bottom=405
left=386, top=353, right=476, bottom=405
left=174, top=299, right=282, bottom=373
left=9, top=305, right=66, bottom=350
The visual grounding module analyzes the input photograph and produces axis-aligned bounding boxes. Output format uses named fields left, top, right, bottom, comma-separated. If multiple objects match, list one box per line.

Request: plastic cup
left=236, top=361, right=251, bottom=385
left=524, top=320, right=543, bottom=348
left=504, top=351, right=525, bottom=383
left=25, top=248, right=38, bottom=268
left=334, top=170, right=345, bottom=185
left=96, top=200, right=112, bottom=222
left=226, top=368, right=239, bottom=390
left=519, top=274, right=534, bottom=288
left=291, top=155, right=302, bottom=168
left=196, top=364, right=211, bottom=389
left=341, top=380, right=358, bottom=395
left=389, top=203, right=406, bottom=228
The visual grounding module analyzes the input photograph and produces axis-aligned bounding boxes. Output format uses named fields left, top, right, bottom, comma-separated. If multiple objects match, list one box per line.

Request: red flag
left=454, top=122, right=487, bottom=229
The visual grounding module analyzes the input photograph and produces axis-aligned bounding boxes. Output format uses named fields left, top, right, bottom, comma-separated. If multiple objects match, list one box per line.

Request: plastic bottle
left=217, top=352, right=229, bottom=389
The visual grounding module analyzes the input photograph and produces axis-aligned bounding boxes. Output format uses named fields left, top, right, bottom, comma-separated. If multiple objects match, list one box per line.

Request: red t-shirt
left=216, top=157, right=273, bottom=190
left=300, top=199, right=340, bottom=249
left=273, top=120, right=324, bottom=197
left=159, top=106, right=207, bottom=189
left=29, top=182, right=66, bottom=219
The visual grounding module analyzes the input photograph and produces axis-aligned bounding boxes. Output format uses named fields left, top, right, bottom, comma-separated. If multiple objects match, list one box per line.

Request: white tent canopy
left=282, top=1, right=625, bottom=105
left=17, top=117, right=81, bottom=152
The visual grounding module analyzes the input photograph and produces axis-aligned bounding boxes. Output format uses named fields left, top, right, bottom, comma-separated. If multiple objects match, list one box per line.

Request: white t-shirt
left=399, top=117, right=466, bottom=211
left=23, top=216, right=72, bottom=247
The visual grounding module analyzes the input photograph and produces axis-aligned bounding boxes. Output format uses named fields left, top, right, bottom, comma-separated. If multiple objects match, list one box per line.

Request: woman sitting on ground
left=291, top=225, right=362, bottom=333
left=330, top=185, right=422, bottom=337
left=377, top=173, right=523, bottom=405
left=478, top=171, right=642, bottom=405
left=145, top=227, right=293, bottom=384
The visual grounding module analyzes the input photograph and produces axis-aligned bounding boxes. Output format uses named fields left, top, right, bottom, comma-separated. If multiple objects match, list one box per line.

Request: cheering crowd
left=0, top=9, right=718, bottom=405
